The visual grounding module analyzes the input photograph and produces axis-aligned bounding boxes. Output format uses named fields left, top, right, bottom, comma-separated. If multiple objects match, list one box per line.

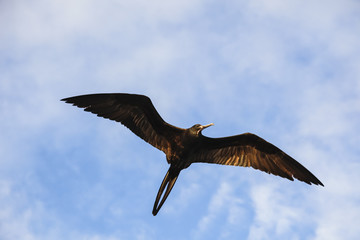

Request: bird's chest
left=166, top=138, right=200, bottom=169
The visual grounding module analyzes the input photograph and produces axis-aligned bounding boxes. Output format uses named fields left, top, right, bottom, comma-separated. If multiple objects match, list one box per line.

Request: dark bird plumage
left=62, top=93, right=323, bottom=216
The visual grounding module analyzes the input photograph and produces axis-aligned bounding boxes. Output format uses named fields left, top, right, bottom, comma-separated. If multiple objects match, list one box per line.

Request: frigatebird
left=62, top=93, right=323, bottom=216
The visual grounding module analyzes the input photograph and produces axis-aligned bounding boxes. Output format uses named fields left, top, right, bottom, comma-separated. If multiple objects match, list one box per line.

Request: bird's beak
left=201, top=123, right=214, bottom=129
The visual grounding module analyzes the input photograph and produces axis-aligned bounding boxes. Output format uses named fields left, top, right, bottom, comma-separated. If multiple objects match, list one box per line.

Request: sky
left=1, top=0, right=360, bottom=239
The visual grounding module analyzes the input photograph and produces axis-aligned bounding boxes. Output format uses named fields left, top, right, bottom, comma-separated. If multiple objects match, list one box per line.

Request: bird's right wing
left=62, top=93, right=184, bottom=154
left=192, top=133, right=323, bottom=186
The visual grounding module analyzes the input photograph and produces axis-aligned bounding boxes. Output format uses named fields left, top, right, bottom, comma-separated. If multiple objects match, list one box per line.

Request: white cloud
left=0, top=179, right=56, bottom=240
left=293, top=82, right=359, bottom=146
left=0, top=0, right=206, bottom=48
left=193, top=181, right=232, bottom=239
left=192, top=180, right=249, bottom=240
left=162, top=181, right=201, bottom=215
left=248, top=182, right=311, bottom=240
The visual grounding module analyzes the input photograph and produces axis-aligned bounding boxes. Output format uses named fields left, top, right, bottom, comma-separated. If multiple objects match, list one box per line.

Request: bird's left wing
left=62, top=93, right=184, bottom=155
left=191, top=133, right=323, bottom=186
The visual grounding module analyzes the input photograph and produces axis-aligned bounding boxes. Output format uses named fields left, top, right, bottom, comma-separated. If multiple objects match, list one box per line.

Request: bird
left=61, top=93, right=323, bottom=216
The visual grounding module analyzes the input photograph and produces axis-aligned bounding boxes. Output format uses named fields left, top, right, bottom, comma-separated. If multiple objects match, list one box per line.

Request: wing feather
left=192, top=133, right=323, bottom=186
left=62, top=93, right=184, bottom=154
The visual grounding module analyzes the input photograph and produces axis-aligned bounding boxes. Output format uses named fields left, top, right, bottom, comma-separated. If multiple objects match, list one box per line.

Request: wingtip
left=311, top=175, right=324, bottom=187
left=316, top=181, right=324, bottom=187
left=60, top=96, right=84, bottom=106
left=60, top=97, right=71, bottom=102
left=308, top=178, right=324, bottom=187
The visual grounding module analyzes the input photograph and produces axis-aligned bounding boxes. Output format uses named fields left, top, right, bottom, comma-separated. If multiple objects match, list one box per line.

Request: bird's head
left=189, top=123, right=214, bottom=136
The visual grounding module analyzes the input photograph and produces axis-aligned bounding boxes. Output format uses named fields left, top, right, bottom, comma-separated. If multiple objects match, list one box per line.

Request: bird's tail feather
left=152, top=167, right=179, bottom=216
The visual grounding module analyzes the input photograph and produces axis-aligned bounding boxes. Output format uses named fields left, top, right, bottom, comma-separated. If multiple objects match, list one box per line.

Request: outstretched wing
left=62, top=93, right=184, bottom=154
left=192, top=133, right=323, bottom=186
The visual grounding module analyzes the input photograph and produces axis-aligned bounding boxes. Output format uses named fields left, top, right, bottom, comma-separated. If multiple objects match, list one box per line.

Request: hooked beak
left=201, top=123, right=214, bottom=129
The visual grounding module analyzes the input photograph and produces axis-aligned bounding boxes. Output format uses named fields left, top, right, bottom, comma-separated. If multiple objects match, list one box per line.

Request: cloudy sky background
left=1, top=0, right=360, bottom=239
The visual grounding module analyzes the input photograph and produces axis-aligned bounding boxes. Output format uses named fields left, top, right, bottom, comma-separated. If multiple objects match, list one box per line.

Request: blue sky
left=1, top=0, right=360, bottom=239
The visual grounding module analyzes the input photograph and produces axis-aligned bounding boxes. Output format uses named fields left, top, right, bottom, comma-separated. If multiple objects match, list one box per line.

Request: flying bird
left=62, top=93, right=323, bottom=216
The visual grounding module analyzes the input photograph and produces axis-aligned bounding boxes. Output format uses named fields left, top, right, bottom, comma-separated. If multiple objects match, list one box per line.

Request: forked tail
left=152, top=166, right=180, bottom=216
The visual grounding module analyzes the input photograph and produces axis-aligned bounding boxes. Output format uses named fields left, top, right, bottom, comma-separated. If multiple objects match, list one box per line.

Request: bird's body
left=62, top=93, right=323, bottom=216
